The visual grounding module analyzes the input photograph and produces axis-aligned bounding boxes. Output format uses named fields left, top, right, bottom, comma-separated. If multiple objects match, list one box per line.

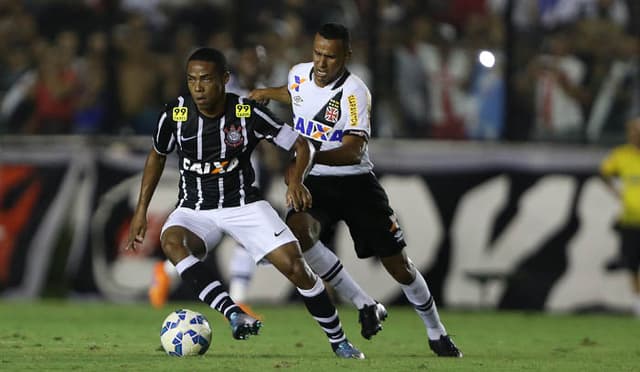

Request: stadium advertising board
left=0, top=140, right=630, bottom=313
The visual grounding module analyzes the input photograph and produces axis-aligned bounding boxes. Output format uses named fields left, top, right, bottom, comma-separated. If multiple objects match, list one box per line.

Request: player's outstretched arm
left=126, top=149, right=167, bottom=251
left=286, top=137, right=314, bottom=211
left=248, top=85, right=291, bottom=105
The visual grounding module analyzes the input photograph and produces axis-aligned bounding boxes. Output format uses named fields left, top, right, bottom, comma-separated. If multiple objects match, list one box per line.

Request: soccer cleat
left=149, top=261, right=170, bottom=309
left=428, top=335, right=463, bottom=357
left=358, top=302, right=388, bottom=339
left=333, top=340, right=365, bottom=359
left=229, top=312, right=262, bottom=340
left=237, top=303, right=263, bottom=321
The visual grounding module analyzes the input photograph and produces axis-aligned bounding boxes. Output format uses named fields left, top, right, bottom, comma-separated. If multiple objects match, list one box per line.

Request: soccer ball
left=160, top=309, right=212, bottom=357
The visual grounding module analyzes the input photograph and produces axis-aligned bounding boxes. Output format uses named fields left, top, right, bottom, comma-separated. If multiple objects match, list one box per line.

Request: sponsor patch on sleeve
left=348, top=94, right=358, bottom=126
left=172, top=107, right=188, bottom=122
left=235, top=104, right=251, bottom=118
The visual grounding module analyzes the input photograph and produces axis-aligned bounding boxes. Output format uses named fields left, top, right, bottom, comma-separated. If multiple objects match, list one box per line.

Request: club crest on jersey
left=172, top=107, right=188, bottom=122
left=224, top=124, right=244, bottom=147
left=235, top=104, right=251, bottom=118
left=324, top=99, right=340, bottom=123
left=290, top=75, right=306, bottom=92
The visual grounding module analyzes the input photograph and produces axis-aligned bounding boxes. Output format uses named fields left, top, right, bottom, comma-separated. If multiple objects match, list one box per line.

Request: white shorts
left=161, top=200, right=297, bottom=263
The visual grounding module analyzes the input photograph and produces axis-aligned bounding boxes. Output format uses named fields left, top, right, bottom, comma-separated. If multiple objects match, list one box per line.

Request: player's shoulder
left=226, top=91, right=259, bottom=111
left=613, top=144, right=640, bottom=158
left=610, top=144, right=630, bottom=155
left=289, top=62, right=313, bottom=85
left=224, top=92, right=269, bottom=121
left=290, top=62, right=313, bottom=75
left=162, top=95, right=195, bottom=123
left=342, top=71, right=370, bottom=96
left=603, top=145, right=633, bottom=167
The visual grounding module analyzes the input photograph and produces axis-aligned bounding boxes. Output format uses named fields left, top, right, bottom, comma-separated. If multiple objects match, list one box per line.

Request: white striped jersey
left=287, top=62, right=374, bottom=176
left=152, top=93, right=299, bottom=209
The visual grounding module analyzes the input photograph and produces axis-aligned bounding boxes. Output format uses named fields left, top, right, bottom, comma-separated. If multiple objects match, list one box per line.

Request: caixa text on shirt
left=182, top=157, right=239, bottom=175
left=294, top=117, right=343, bottom=142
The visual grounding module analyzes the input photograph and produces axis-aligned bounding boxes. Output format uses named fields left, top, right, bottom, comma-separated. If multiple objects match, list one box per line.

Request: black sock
left=176, top=256, right=241, bottom=320
left=297, top=277, right=347, bottom=349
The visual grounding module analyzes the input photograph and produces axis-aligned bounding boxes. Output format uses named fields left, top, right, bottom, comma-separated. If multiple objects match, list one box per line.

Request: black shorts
left=294, top=173, right=407, bottom=259
left=619, top=225, right=640, bottom=273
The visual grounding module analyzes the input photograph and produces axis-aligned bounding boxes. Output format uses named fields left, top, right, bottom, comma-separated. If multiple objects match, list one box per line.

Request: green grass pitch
left=0, top=300, right=638, bottom=371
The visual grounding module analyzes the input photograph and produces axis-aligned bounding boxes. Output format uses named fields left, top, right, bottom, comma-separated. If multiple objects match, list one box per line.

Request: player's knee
left=161, top=237, right=182, bottom=259
left=283, top=258, right=314, bottom=287
left=162, top=227, right=206, bottom=259
left=287, top=214, right=320, bottom=251
left=160, top=229, right=189, bottom=263
left=382, top=255, right=416, bottom=285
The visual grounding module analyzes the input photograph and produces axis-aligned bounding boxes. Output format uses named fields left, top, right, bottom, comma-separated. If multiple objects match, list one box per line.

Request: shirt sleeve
left=252, top=103, right=298, bottom=151
left=342, top=82, right=371, bottom=140
left=152, top=109, right=176, bottom=155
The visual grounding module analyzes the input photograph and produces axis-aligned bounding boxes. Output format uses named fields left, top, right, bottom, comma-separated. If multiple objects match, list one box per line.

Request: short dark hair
left=318, top=23, right=351, bottom=51
left=187, top=47, right=228, bottom=75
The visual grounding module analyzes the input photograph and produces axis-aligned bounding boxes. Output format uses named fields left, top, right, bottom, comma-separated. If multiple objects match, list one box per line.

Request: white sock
left=163, top=259, right=181, bottom=290
left=174, top=255, right=200, bottom=275
left=229, top=246, right=256, bottom=302
left=303, top=241, right=375, bottom=309
left=400, top=272, right=447, bottom=340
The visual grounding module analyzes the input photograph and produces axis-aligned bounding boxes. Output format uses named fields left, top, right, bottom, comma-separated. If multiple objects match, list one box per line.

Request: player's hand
left=126, top=210, right=147, bottom=251
left=247, top=89, right=270, bottom=106
left=283, top=159, right=296, bottom=186
left=286, top=182, right=312, bottom=212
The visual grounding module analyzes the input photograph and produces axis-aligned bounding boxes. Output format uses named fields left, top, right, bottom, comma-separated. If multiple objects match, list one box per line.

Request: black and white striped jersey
left=152, top=93, right=298, bottom=210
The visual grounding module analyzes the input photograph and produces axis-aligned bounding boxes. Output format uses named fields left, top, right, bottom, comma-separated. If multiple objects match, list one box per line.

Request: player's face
left=186, top=60, right=229, bottom=115
left=312, top=34, right=350, bottom=87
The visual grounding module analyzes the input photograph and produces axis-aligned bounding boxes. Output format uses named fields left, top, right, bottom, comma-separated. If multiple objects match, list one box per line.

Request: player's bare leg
left=287, top=212, right=386, bottom=339
left=381, top=251, right=462, bottom=357
left=161, top=226, right=261, bottom=340
left=229, top=245, right=261, bottom=320
left=265, top=241, right=364, bottom=359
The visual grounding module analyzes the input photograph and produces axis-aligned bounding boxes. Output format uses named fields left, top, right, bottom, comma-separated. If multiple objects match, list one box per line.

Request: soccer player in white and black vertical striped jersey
left=127, top=47, right=365, bottom=358
left=249, top=23, right=462, bottom=357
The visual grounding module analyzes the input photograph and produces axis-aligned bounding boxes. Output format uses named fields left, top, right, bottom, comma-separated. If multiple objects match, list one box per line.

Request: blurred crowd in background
left=0, top=0, right=638, bottom=144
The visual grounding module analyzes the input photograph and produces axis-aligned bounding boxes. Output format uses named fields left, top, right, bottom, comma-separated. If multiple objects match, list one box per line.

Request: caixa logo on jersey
left=182, top=158, right=239, bottom=175
left=294, top=117, right=343, bottom=142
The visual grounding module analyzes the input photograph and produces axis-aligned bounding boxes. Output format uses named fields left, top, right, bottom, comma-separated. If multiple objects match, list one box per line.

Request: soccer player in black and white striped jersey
left=127, top=47, right=364, bottom=358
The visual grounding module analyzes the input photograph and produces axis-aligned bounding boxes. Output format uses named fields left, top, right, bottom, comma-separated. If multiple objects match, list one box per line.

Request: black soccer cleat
left=358, top=302, right=388, bottom=340
left=229, top=312, right=262, bottom=340
left=428, top=335, right=463, bottom=357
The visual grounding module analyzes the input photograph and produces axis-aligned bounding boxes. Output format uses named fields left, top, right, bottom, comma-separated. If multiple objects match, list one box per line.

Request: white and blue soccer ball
left=160, top=309, right=212, bottom=357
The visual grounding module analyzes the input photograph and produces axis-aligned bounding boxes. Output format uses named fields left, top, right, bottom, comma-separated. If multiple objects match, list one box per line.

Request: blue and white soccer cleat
left=229, top=312, right=262, bottom=340
left=333, top=340, right=365, bottom=359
